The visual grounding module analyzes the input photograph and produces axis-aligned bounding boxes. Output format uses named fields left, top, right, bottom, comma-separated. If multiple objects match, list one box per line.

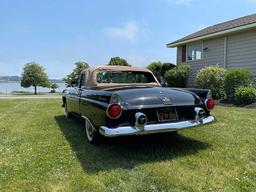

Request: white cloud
left=167, top=0, right=192, bottom=6
left=106, top=21, right=138, bottom=42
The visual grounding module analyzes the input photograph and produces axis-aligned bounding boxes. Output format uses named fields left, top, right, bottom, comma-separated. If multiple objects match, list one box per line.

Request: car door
left=66, top=73, right=85, bottom=115
left=75, top=72, right=87, bottom=114
left=66, top=87, right=80, bottom=114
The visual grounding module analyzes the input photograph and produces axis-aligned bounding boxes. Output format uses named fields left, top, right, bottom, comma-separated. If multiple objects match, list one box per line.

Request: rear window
left=96, top=71, right=156, bottom=84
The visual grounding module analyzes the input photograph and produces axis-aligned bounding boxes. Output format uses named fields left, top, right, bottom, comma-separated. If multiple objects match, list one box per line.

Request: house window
left=187, top=43, right=203, bottom=61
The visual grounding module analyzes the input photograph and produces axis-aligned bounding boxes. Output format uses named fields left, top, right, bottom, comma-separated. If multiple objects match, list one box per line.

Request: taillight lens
left=107, top=104, right=122, bottom=119
left=205, top=99, right=215, bottom=110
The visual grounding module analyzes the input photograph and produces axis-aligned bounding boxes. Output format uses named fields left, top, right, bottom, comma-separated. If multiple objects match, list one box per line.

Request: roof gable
left=167, top=14, right=256, bottom=47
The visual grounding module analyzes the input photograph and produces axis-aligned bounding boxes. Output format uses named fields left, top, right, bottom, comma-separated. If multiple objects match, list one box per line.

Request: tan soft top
left=82, top=66, right=160, bottom=87
left=82, top=65, right=153, bottom=73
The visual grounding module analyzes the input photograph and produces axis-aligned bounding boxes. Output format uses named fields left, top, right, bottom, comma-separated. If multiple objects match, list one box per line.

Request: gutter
left=167, top=22, right=256, bottom=48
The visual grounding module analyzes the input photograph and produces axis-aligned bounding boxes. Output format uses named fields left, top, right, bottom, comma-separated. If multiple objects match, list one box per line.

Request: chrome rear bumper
left=99, top=115, right=215, bottom=137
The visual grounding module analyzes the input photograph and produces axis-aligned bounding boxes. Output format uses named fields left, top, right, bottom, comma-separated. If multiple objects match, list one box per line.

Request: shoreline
left=0, top=94, right=62, bottom=99
left=0, top=82, right=66, bottom=94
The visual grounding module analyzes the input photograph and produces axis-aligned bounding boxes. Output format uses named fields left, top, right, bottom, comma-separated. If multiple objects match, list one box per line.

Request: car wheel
left=64, top=102, right=72, bottom=118
left=84, top=117, right=102, bottom=145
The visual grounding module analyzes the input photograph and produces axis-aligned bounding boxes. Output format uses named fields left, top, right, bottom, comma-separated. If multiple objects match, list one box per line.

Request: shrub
left=147, top=61, right=162, bottom=82
left=196, top=66, right=225, bottom=99
left=234, top=87, right=256, bottom=104
left=164, top=64, right=191, bottom=87
left=224, top=68, right=253, bottom=98
left=252, top=77, right=256, bottom=87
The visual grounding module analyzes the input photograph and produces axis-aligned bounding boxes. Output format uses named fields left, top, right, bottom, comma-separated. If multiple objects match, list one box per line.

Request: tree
left=107, top=57, right=131, bottom=66
left=164, top=64, right=191, bottom=87
left=161, top=63, right=175, bottom=76
left=21, top=62, right=50, bottom=94
left=50, top=83, right=59, bottom=93
left=147, top=61, right=162, bottom=82
left=147, top=62, right=176, bottom=85
left=63, top=61, right=89, bottom=86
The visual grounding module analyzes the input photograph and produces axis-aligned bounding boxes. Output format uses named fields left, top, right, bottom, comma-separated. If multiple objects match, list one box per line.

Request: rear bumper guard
left=99, top=115, right=215, bottom=137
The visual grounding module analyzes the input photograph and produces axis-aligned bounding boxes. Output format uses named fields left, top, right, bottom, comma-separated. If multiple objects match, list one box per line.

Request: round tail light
left=205, top=99, right=215, bottom=110
left=106, top=104, right=122, bottom=119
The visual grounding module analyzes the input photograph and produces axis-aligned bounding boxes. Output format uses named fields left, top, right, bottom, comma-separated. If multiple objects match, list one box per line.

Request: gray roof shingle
left=168, top=14, right=256, bottom=46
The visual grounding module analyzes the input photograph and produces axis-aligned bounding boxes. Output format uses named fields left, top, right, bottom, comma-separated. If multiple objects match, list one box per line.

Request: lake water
left=0, top=82, right=67, bottom=94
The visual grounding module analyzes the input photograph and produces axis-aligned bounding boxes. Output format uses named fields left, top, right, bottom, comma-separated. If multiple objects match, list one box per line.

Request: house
left=167, top=14, right=256, bottom=86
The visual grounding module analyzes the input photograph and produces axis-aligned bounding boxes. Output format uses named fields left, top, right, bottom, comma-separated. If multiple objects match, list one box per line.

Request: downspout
left=176, top=47, right=179, bottom=65
left=223, top=36, right=227, bottom=68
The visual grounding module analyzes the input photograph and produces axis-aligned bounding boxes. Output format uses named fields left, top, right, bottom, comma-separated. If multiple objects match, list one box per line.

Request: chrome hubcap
left=85, top=118, right=94, bottom=141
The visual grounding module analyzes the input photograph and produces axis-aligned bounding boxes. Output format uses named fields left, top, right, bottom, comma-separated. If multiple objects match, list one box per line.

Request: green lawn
left=0, top=99, right=255, bottom=191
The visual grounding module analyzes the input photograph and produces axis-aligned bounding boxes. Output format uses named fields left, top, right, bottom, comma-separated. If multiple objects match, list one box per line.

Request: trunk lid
left=115, top=87, right=202, bottom=107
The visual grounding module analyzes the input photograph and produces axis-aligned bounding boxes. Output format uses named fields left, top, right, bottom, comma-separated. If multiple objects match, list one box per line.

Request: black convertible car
left=62, top=66, right=215, bottom=144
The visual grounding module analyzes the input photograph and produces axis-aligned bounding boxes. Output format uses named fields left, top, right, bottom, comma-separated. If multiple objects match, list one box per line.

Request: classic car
left=62, top=66, right=215, bottom=144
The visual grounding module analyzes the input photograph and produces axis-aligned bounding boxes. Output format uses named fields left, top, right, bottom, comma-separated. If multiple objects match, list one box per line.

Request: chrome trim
left=99, top=115, right=215, bottom=137
left=135, top=112, right=147, bottom=130
left=80, top=97, right=109, bottom=107
left=194, top=107, right=205, bottom=123
left=125, top=103, right=198, bottom=110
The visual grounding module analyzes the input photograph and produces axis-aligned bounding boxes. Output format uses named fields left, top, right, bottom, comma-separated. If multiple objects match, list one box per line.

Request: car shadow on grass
left=55, top=115, right=211, bottom=174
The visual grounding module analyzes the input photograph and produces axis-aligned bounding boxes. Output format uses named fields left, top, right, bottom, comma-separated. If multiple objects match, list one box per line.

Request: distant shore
left=0, top=81, right=66, bottom=94
left=0, top=81, right=20, bottom=83
left=0, top=93, right=62, bottom=99
left=0, top=80, right=64, bottom=83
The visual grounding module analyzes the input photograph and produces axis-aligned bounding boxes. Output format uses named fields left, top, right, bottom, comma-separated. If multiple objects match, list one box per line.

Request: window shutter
left=181, top=45, right=186, bottom=62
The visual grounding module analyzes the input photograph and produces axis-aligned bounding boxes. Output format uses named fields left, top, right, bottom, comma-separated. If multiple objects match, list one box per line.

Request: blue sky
left=1, top=0, right=256, bottom=78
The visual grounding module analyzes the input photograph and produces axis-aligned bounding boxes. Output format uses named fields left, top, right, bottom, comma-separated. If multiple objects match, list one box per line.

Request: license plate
left=157, top=108, right=178, bottom=122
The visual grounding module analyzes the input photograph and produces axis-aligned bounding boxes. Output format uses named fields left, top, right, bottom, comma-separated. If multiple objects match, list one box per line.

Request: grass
left=0, top=99, right=255, bottom=191
left=11, top=91, right=33, bottom=94
left=10, top=91, right=62, bottom=95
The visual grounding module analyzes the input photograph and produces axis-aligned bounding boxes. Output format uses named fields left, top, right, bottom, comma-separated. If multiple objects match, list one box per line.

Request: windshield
left=96, top=71, right=156, bottom=84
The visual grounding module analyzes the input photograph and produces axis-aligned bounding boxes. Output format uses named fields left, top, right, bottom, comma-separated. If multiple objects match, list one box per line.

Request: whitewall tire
left=84, top=117, right=102, bottom=144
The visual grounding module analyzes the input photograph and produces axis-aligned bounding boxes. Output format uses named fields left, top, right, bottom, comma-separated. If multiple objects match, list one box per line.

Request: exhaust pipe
left=135, top=112, right=147, bottom=130
left=194, top=107, right=206, bottom=123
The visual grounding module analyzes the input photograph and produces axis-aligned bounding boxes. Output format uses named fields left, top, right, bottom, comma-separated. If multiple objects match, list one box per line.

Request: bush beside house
left=147, top=62, right=163, bottom=82
left=146, top=61, right=256, bottom=105
left=164, top=64, right=191, bottom=87
left=224, top=68, right=253, bottom=99
left=196, top=66, right=225, bottom=99
left=195, top=66, right=256, bottom=104
left=147, top=62, right=175, bottom=84
left=234, top=87, right=256, bottom=104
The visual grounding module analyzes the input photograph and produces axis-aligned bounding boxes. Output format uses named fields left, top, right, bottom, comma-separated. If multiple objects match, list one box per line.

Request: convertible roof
left=82, top=65, right=152, bottom=73
left=82, top=66, right=160, bottom=87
